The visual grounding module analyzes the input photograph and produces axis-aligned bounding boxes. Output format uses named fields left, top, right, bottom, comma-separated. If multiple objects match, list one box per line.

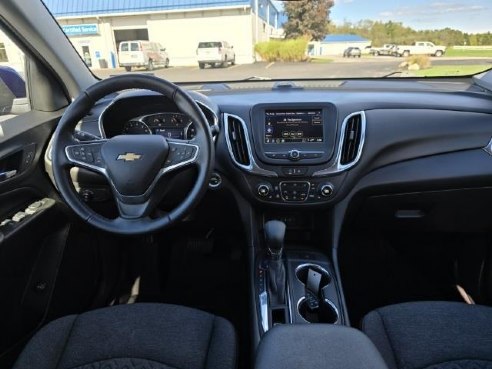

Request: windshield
left=43, top=0, right=492, bottom=83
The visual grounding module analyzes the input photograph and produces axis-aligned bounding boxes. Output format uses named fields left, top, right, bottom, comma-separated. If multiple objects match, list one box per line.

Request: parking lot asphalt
left=92, top=57, right=492, bottom=83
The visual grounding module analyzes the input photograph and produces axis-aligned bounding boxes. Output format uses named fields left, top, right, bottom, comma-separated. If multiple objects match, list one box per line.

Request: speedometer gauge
left=122, top=120, right=151, bottom=135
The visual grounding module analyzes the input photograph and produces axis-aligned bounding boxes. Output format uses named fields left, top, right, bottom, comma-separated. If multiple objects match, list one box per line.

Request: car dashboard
left=41, top=76, right=492, bottom=343
left=50, top=78, right=492, bottom=217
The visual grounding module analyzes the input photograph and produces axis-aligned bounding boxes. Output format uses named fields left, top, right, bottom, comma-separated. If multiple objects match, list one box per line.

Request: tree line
left=281, top=0, right=492, bottom=46
left=330, top=20, right=492, bottom=47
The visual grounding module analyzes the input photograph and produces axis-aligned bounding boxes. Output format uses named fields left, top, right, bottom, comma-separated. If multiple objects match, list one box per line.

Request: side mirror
left=160, top=48, right=166, bottom=52
left=231, top=45, right=234, bottom=49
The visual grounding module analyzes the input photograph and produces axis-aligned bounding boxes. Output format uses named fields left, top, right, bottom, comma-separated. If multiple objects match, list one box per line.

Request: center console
left=256, top=220, right=345, bottom=335
left=255, top=324, right=388, bottom=369
left=223, top=103, right=363, bottom=340
left=224, top=103, right=365, bottom=206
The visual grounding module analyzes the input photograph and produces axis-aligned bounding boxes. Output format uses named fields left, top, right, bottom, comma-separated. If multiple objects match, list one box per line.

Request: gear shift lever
left=264, top=220, right=286, bottom=305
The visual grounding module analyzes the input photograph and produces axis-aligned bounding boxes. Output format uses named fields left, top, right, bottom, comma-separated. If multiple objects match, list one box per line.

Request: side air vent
left=225, top=114, right=251, bottom=167
left=340, top=112, right=365, bottom=166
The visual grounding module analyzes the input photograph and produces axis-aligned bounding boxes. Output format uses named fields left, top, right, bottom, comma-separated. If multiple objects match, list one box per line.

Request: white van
left=197, top=41, right=235, bottom=69
left=118, top=41, right=170, bottom=71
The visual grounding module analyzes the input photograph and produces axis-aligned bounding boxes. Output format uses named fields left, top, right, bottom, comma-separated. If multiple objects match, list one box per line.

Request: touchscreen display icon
left=264, top=110, right=323, bottom=144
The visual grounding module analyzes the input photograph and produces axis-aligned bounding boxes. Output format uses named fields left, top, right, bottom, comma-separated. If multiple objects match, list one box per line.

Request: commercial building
left=40, top=0, right=284, bottom=68
left=308, top=34, right=371, bottom=57
left=0, top=28, right=25, bottom=74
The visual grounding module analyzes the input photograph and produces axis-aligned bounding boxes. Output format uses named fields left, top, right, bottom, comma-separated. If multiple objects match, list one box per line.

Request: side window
left=130, top=43, right=140, bottom=52
left=120, top=43, right=129, bottom=52
left=0, top=28, right=30, bottom=122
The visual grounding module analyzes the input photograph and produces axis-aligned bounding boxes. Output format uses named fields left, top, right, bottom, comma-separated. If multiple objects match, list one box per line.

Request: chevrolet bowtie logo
left=117, top=153, right=142, bottom=162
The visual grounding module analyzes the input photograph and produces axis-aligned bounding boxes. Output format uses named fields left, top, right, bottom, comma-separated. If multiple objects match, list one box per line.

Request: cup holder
left=298, top=298, right=339, bottom=324
left=296, top=264, right=338, bottom=324
left=295, top=264, right=331, bottom=291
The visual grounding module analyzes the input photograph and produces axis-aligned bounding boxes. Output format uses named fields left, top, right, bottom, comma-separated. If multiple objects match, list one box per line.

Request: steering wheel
left=51, top=74, right=214, bottom=235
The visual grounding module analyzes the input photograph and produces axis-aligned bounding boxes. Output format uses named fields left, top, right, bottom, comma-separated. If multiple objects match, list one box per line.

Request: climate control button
left=319, top=183, right=334, bottom=197
left=257, top=183, right=272, bottom=197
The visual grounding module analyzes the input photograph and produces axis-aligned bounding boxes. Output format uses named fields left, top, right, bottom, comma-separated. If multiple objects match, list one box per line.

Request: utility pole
left=255, top=0, right=259, bottom=43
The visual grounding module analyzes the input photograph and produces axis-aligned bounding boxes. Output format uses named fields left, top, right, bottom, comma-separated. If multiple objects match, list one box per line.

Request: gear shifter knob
left=264, top=220, right=286, bottom=259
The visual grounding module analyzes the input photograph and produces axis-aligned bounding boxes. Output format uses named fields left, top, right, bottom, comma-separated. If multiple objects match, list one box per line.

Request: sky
left=329, top=0, right=492, bottom=33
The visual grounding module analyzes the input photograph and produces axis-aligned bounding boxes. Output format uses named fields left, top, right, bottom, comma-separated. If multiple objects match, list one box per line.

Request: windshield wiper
left=381, top=71, right=403, bottom=78
left=241, top=76, right=272, bottom=81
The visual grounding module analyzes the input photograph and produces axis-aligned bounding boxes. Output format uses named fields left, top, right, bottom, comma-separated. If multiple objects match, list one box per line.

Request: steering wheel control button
left=319, top=184, right=334, bottom=197
left=67, top=143, right=105, bottom=168
left=288, top=150, right=301, bottom=161
left=165, top=143, right=198, bottom=166
left=257, top=183, right=272, bottom=197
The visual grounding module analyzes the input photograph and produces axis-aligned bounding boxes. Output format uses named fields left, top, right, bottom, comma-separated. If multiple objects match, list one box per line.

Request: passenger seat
left=362, top=301, right=492, bottom=369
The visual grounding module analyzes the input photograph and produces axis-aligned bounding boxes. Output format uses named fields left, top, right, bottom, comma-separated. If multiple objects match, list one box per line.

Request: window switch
left=12, top=212, right=27, bottom=222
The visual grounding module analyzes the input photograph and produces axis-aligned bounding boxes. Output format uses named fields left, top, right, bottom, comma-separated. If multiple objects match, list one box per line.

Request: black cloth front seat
left=362, top=301, right=492, bottom=369
left=14, top=303, right=237, bottom=369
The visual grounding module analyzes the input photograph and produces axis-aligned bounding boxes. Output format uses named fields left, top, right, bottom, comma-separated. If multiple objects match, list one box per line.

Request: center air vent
left=340, top=112, right=365, bottom=166
left=225, top=114, right=251, bottom=167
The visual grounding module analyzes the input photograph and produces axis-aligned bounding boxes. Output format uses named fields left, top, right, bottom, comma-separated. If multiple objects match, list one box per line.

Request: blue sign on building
left=61, top=24, right=99, bottom=36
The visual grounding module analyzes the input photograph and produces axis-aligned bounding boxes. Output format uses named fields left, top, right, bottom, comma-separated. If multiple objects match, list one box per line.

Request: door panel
left=0, top=111, right=71, bottom=366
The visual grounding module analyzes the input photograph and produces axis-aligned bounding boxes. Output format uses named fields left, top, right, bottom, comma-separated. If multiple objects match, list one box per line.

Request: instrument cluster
left=123, top=113, right=196, bottom=140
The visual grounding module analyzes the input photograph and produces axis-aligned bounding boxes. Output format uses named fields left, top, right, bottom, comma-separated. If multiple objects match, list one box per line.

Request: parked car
left=393, top=41, right=446, bottom=57
left=343, top=47, right=361, bottom=58
left=370, top=44, right=396, bottom=56
left=197, top=41, right=235, bottom=68
left=0, top=66, right=26, bottom=115
left=118, top=40, right=170, bottom=71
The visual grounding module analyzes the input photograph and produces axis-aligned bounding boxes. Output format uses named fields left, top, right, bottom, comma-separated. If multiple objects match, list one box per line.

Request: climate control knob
left=319, top=183, right=334, bottom=197
left=257, top=183, right=272, bottom=197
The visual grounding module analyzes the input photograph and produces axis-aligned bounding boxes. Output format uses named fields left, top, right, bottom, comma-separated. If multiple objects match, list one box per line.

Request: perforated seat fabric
left=362, top=301, right=492, bottom=369
left=13, top=303, right=237, bottom=369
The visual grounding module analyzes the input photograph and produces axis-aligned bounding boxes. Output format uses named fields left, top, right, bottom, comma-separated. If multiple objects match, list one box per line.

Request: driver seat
left=13, top=303, right=237, bottom=369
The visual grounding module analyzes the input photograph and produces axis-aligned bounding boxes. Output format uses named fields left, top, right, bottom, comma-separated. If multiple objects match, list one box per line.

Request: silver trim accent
left=223, top=113, right=278, bottom=177
left=98, top=100, right=115, bottom=138
left=483, top=137, right=492, bottom=156
left=259, top=291, right=269, bottom=333
left=313, top=111, right=367, bottom=176
left=286, top=274, right=294, bottom=324
left=195, top=100, right=220, bottom=136
left=65, top=141, right=199, bottom=200
left=297, top=297, right=340, bottom=324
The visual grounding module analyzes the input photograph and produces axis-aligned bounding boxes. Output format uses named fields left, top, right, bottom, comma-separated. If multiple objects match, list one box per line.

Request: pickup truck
left=393, top=41, right=446, bottom=57
left=370, top=44, right=396, bottom=56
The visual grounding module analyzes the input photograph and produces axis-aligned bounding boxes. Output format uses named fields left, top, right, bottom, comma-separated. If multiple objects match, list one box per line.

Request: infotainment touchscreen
left=264, top=109, right=323, bottom=144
